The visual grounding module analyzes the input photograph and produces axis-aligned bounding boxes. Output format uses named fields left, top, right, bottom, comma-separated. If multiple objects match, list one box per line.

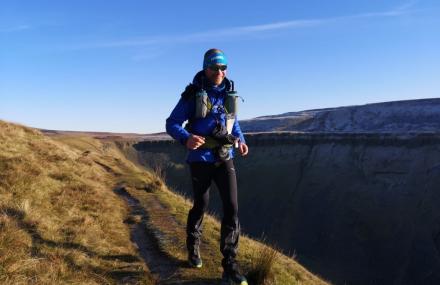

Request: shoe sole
left=188, top=261, right=203, bottom=268
left=220, top=279, right=248, bottom=285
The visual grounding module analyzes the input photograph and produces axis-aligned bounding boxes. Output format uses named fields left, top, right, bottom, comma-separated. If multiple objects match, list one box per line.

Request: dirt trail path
left=115, top=187, right=219, bottom=285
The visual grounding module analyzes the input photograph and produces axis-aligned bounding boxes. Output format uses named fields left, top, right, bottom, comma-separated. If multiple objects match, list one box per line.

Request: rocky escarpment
left=127, top=132, right=440, bottom=285
left=240, top=98, right=440, bottom=133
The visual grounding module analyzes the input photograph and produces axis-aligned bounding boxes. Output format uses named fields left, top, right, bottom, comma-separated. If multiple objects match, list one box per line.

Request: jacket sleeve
left=166, top=97, right=191, bottom=145
left=231, top=116, right=246, bottom=144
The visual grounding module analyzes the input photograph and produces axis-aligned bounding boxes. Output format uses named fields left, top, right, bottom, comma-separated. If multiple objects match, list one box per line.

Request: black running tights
left=186, top=159, right=240, bottom=266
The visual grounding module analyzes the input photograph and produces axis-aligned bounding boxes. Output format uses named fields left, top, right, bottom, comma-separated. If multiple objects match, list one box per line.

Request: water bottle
left=195, top=89, right=208, bottom=118
left=225, top=91, right=239, bottom=115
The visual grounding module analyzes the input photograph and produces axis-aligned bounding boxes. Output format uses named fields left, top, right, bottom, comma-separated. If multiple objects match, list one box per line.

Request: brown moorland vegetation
left=0, top=120, right=330, bottom=285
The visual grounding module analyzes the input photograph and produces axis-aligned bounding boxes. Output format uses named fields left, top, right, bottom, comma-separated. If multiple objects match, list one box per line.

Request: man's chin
left=214, top=78, right=224, bottom=85
left=207, top=76, right=224, bottom=86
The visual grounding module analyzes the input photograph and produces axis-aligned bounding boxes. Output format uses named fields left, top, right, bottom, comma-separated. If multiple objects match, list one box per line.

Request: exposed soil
left=115, top=187, right=220, bottom=285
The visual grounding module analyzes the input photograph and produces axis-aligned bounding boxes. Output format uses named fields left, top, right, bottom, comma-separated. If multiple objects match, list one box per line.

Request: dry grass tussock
left=246, top=240, right=279, bottom=285
left=0, top=121, right=155, bottom=284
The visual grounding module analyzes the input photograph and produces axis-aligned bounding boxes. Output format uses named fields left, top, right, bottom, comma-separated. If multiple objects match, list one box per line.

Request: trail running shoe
left=221, top=269, right=248, bottom=285
left=188, top=253, right=203, bottom=268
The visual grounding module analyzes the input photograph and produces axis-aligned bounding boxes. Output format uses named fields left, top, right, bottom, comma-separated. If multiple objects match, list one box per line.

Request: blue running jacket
left=166, top=71, right=246, bottom=163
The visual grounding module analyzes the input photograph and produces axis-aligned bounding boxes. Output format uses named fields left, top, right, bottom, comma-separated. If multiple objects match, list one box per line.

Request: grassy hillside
left=0, top=121, right=155, bottom=284
left=0, top=120, right=329, bottom=285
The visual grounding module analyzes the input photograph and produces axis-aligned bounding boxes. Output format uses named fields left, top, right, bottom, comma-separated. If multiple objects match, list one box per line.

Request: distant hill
left=240, top=98, right=440, bottom=133
left=41, top=98, right=440, bottom=137
left=41, top=129, right=170, bottom=141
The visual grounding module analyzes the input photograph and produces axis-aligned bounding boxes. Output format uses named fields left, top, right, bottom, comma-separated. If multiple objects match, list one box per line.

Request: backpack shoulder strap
left=181, top=83, right=200, bottom=101
left=224, top=78, right=234, bottom=92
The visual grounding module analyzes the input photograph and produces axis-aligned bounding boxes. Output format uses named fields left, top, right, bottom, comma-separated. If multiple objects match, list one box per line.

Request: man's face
left=204, top=64, right=227, bottom=86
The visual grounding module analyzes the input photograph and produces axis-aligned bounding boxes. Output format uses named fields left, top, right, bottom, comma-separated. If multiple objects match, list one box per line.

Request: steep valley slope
left=121, top=132, right=440, bottom=285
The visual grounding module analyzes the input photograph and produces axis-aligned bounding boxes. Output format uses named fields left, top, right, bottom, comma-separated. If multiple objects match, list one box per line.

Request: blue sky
left=1, top=0, right=439, bottom=133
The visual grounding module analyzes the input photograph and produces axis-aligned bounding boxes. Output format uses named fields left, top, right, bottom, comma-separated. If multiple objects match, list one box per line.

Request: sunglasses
left=208, top=65, right=227, bottom=72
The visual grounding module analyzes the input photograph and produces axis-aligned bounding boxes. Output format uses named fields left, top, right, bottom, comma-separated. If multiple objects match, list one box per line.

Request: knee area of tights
left=223, top=214, right=239, bottom=224
left=191, top=207, right=207, bottom=216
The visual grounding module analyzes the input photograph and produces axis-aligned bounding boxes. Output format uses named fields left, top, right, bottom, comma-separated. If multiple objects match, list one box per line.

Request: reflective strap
left=226, top=115, right=235, bottom=134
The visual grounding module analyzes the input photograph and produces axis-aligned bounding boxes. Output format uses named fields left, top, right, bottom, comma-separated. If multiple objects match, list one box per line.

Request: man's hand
left=186, top=134, right=206, bottom=150
left=238, top=143, right=249, bottom=156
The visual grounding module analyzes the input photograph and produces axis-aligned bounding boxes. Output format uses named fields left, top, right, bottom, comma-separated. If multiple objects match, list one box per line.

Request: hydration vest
left=181, top=74, right=242, bottom=150
left=181, top=76, right=240, bottom=134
